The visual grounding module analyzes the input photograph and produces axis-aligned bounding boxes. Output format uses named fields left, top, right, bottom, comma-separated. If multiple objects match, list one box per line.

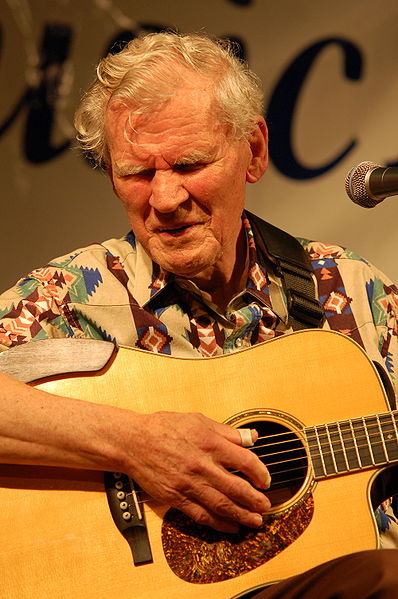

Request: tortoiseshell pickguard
left=162, top=495, right=314, bottom=584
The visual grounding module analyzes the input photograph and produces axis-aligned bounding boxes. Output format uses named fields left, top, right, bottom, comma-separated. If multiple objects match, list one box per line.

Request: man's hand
left=120, top=411, right=271, bottom=533
left=0, top=374, right=270, bottom=533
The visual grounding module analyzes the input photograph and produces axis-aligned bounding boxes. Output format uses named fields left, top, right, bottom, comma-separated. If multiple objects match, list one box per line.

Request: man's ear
left=246, top=117, right=269, bottom=183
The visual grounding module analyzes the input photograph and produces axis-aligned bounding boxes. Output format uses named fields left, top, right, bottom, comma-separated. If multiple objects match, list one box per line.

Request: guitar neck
left=305, top=410, right=398, bottom=479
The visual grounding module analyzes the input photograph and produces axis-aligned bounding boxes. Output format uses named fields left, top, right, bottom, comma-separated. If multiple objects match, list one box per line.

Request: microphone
left=345, top=161, right=398, bottom=208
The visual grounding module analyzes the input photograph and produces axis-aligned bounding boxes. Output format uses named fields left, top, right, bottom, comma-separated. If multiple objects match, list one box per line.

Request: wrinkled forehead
left=105, top=81, right=227, bottom=147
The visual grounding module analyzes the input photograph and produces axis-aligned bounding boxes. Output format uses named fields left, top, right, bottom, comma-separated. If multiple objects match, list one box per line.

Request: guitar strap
left=247, top=211, right=325, bottom=331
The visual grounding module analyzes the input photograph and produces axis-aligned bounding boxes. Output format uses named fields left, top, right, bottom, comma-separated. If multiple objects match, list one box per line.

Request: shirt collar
left=131, top=238, right=172, bottom=307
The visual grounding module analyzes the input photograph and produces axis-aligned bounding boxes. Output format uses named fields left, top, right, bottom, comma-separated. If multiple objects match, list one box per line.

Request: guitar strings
left=250, top=431, right=397, bottom=468
left=251, top=415, right=398, bottom=462
left=123, top=427, right=397, bottom=511
left=252, top=411, right=398, bottom=445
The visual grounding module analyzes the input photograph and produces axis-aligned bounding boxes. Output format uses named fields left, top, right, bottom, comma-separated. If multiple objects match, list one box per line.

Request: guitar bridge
left=104, top=471, right=153, bottom=565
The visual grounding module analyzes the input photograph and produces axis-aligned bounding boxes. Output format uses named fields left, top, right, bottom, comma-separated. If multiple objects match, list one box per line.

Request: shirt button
left=234, top=337, right=243, bottom=348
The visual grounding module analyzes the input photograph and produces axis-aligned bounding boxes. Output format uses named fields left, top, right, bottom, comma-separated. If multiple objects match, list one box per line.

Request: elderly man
left=0, top=32, right=397, bottom=598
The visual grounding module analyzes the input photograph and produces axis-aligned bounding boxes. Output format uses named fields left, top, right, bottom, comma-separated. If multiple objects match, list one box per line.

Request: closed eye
left=123, top=168, right=156, bottom=180
left=173, top=162, right=208, bottom=173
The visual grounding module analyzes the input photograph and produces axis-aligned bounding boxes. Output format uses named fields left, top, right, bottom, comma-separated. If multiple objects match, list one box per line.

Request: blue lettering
left=267, top=38, right=363, bottom=179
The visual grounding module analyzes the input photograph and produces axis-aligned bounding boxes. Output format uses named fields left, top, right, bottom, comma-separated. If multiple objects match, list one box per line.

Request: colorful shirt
left=1, top=215, right=397, bottom=394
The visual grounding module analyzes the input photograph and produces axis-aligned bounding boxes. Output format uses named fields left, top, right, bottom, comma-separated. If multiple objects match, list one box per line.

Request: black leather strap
left=247, top=211, right=324, bottom=330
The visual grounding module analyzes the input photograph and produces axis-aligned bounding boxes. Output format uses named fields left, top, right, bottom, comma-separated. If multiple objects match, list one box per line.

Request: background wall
left=1, top=0, right=398, bottom=291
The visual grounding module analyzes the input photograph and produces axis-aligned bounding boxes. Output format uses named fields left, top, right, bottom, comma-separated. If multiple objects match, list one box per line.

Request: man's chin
left=145, top=239, right=217, bottom=273
left=151, top=251, right=217, bottom=278
left=158, top=259, right=212, bottom=278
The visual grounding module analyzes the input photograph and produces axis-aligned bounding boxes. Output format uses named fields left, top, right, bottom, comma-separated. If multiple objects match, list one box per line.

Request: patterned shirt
left=1, top=214, right=397, bottom=395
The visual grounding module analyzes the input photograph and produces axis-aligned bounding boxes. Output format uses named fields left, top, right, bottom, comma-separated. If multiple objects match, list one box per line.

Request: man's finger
left=180, top=490, right=265, bottom=532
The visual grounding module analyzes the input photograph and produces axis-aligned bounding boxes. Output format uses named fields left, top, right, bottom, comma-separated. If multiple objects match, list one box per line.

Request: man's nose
left=149, top=170, right=189, bottom=213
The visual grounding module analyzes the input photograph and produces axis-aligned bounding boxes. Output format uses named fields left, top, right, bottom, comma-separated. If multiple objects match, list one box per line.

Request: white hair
left=74, top=32, right=264, bottom=167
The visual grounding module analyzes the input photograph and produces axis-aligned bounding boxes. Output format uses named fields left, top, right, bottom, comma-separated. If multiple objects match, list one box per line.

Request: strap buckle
left=286, top=289, right=325, bottom=329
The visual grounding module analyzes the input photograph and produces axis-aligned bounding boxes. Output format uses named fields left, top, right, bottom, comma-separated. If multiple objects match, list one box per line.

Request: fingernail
left=251, top=429, right=259, bottom=442
left=252, top=513, right=263, bottom=528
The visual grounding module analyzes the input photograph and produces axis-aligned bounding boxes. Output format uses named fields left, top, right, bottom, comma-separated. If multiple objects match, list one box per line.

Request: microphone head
left=345, top=161, right=381, bottom=208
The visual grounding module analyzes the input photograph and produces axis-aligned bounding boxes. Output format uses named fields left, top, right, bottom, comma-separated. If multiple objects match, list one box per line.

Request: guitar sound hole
left=240, top=419, right=308, bottom=507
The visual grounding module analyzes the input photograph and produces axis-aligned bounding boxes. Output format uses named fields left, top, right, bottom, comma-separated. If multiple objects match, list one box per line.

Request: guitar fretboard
left=305, top=411, right=398, bottom=479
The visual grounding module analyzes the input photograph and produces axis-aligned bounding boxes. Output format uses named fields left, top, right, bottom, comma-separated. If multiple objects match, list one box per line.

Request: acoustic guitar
left=0, top=329, right=397, bottom=599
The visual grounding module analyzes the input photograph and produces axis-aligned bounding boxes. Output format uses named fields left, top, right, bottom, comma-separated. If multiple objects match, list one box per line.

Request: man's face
left=106, top=78, right=264, bottom=282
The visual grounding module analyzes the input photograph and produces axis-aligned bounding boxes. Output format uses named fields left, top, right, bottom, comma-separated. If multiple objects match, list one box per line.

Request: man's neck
left=191, top=226, right=248, bottom=313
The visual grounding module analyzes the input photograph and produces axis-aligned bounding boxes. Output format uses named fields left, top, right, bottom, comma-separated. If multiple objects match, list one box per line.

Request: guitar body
left=0, top=330, right=391, bottom=598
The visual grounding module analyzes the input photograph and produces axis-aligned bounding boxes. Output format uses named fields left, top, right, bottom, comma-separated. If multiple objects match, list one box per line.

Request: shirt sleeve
left=0, top=273, right=77, bottom=350
left=301, top=239, right=398, bottom=399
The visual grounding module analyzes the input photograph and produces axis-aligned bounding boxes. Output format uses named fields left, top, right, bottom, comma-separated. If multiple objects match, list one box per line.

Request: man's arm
left=0, top=372, right=271, bottom=533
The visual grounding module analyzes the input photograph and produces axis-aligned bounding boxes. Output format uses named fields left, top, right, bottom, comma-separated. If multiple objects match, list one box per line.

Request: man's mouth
left=158, top=223, right=197, bottom=236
